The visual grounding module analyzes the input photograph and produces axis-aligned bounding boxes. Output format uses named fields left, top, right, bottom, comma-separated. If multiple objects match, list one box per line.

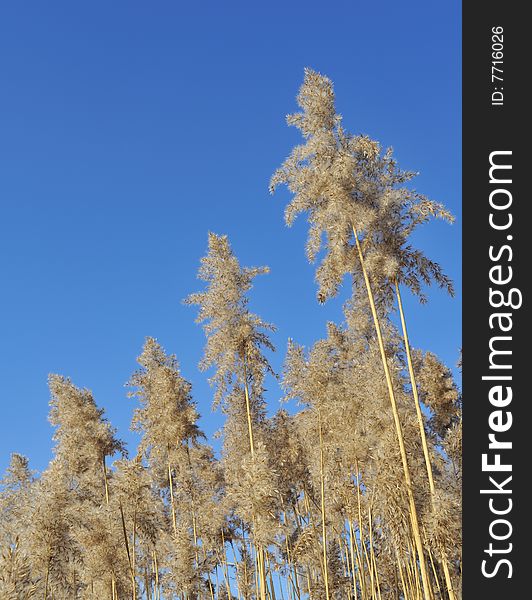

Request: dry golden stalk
left=367, top=507, right=382, bottom=600
left=253, top=541, right=260, bottom=600
left=102, top=457, right=110, bottom=505
left=409, top=537, right=425, bottom=600
left=266, top=554, right=277, bottom=600
left=396, top=556, right=409, bottom=600
left=203, top=544, right=216, bottom=600
left=216, top=541, right=232, bottom=600
left=343, top=536, right=353, bottom=580
left=396, top=279, right=457, bottom=600
left=425, top=543, right=442, bottom=598
left=347, top=521, right=359, bottom=600
left=354, top=463, right=373, bottom=600
left=404, top=556, right=417, bottom=600
left=280, top=507, right=300, bottom=600
left=152, top=550, right=160, bottom=600
left=118, top=501, right=137, bottom=600
left=44, top=555, right=50, bottom=600
left=191, top=512, right=201, bottom=598
left=101, top=456, right=119, bottom=600
left=352, top=225, right=432, bottom=600
left=243, top=359, right=256, bottom=459
left=144, top=565, right=151, bottom=600
left=132, top=508, right=137, bottom=600
left=440, top=550, right=456, bottom=600
left=243, top=357, right=268, bottom=600
left=395, top=280, right=435, bottom=495
left=167, top=460, right=178, bottom=537
left=317, top=410, right=330, bottom=600
left=229, top=541, right=242, bottom=600
left=258, top=545, right=268, bottom=600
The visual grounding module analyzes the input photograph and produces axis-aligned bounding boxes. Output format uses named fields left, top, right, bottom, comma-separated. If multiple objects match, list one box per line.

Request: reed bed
left=0, top=70, right=461, bottom=600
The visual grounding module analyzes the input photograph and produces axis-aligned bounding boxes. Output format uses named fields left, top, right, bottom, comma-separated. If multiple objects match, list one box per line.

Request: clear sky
left=0, top=1, right=461, bottom=475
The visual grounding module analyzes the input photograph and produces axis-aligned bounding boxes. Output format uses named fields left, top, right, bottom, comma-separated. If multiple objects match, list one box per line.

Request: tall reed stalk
left=395, top=280, right=456, bottom=600
left=317, top=409, right=330, bottom=600
left=352, top=226, right=432, bottom=600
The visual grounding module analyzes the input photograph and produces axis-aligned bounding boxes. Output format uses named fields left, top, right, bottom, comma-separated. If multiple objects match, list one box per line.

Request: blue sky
left=0, top=1, right=461, bottom=474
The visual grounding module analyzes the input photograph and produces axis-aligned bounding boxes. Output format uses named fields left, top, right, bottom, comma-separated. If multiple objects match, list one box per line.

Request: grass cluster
left=0, top=70, right=461, bottom=600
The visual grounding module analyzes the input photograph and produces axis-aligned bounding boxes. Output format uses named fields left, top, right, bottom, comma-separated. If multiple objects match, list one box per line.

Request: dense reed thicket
left=0, top=70, right=461, bottom=600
